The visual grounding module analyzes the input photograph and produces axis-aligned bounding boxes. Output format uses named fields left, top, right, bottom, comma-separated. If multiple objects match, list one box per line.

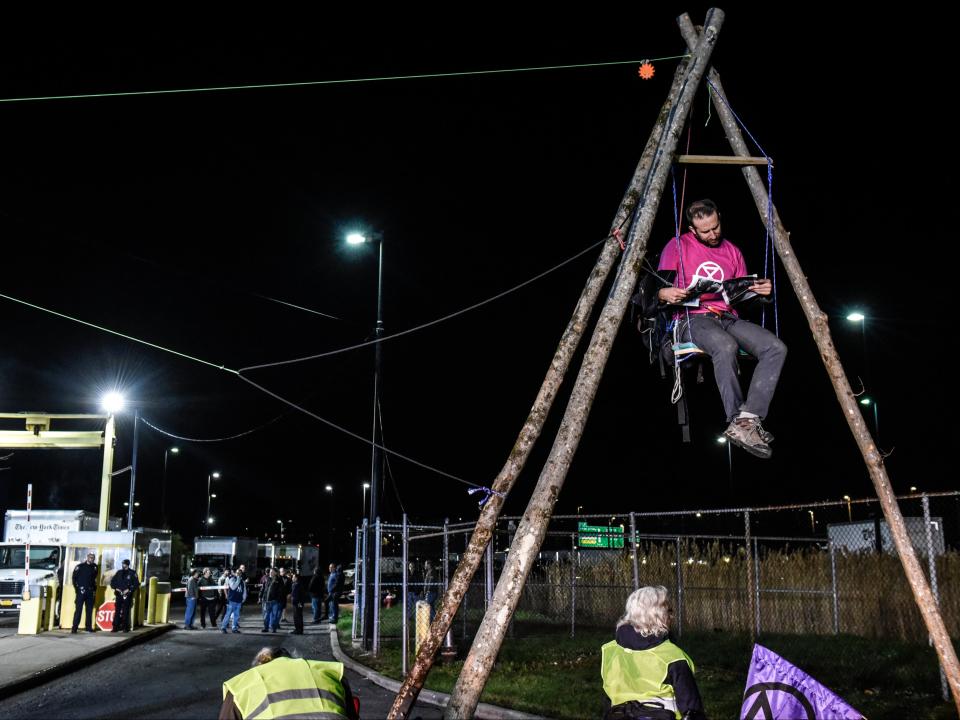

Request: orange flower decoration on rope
left=637, top=62, right=655, bottom=80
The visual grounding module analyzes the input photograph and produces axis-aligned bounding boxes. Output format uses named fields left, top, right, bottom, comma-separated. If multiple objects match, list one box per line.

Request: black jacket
left=290, top=579, right=307, bottom=605
left=111, top=568, right=139, bottom=594
left=264, top=578, right=285, bottom=603
left=72, top=562, right=98, bottom=590
left=307, top=573, right=324, bottom=597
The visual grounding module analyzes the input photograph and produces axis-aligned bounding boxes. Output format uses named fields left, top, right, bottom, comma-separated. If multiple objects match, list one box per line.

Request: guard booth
left=59, top=529, right=172, bottom=631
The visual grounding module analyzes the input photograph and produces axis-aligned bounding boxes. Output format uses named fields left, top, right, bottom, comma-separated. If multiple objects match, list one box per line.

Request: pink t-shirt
left=657, top=232, right=747, bottom=315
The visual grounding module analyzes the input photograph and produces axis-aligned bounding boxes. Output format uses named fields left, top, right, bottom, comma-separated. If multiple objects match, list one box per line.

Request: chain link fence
left=351, top=492, right=959, bottom=690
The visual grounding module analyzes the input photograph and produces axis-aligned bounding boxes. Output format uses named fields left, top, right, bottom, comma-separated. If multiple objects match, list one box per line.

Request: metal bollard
left=147, top=577, right=158, bottom=625
left=414, top=600, right=431, bottom=656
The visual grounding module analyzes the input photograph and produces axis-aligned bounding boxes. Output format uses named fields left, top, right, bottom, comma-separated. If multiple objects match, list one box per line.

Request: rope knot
left=467, top=486, right=504, bottom=507
left=611, top=227, right=625, bottom=251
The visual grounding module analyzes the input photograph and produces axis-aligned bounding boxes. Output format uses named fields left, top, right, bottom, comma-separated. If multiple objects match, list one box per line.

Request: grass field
left=338, top=609, right=958, bottom=719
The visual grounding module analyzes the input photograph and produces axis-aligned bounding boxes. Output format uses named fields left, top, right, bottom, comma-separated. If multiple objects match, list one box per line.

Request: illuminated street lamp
left=843, top=494, right=852, bottom=522
left=205, top=471, right=221, bottom=529
left=808, top=510, right=816, bottom=533
left=161, top=446, right=179, bottom=529
left=101, top=392, right=125, bottom=414
left=101, top=392, right=141, bottom=531
left=717, top=435, right=733, bottom=499
left=859, top=396, right=880, bottom=444
left=846, top=311, right=870, bottom=391
left=362, top=482, right=370, bottom=519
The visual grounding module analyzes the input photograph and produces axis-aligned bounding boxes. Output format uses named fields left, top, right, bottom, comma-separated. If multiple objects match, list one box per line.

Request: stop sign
left=96, top=601, right=115, bottom=632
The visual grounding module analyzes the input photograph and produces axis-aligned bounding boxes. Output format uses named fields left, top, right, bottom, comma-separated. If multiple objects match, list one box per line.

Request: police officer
left=71, top=552, right=98, bottom=633
left=110, top=559, right=139, bottom=632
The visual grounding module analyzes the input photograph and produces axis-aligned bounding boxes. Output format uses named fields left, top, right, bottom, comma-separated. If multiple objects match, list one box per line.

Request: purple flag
left=740, top=644, right=863, bottom=719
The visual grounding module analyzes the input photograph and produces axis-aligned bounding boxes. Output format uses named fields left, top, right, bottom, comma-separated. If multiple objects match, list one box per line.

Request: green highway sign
left=577, top=522, right=625, bottom=549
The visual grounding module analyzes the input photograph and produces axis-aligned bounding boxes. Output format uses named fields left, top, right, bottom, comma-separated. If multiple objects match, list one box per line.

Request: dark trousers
left=212, top=595, right=225, bottom=622
left=293, top=602, right=304, bottom=633
left=113, top=593, right=134, bottom=631
left=684, top=314, right=787, bottom=421
left=198, top=597, right=217, bottom=627
left=72, top=588, right=95, bottom=630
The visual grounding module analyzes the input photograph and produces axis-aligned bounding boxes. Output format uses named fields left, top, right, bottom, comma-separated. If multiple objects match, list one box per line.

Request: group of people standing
left=183, top=562, right=343, bottom=636
left=183, top=564, right=250, bottom=632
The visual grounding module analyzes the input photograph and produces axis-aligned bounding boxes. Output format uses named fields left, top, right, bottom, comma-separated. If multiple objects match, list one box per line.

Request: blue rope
left=705, top=78, right=769, bottom=158
left=467, top=486, right=504, bottom=507
left=766, top=160, right=780, bottom=336
left=670, top=168, right=694, bottom=350
left=705, top=78, right=779, bottom=337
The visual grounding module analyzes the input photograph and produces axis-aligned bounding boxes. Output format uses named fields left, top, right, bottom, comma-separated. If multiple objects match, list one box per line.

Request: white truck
left=274, top=544, right=320, bottom=577
left=1, top=509, right=120, bottom=612
left=257, top=542, right=276, bottom=574
left=185, top=536, right=258, bottom=584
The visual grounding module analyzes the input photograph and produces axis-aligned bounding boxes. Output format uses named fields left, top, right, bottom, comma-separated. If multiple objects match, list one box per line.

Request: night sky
left=0, top=8, right=950, bottom=558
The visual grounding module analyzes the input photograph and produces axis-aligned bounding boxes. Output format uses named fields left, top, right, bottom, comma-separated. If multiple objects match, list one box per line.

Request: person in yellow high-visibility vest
left=219, top=646, right=360, bottom=720
left=600, top=586, right=707, bottom=720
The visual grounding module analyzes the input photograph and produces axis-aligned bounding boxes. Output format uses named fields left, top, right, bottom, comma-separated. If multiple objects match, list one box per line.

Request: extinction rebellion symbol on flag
left=739, top=645, right=863, bottom=720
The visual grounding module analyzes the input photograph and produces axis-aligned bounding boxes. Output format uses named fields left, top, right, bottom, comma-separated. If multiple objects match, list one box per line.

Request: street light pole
left=843, top=495, right=852, bottom=522
left=362, top=482, right=370, bottom=521
left=349, top=230, right=384, bottom=652
left=860, top=397, right=881, bottom=446
left=161, top=446, right=179, bottom=529
left=126, top=408, right=140, bottom=531
left=205, top=471, right=220, bottom=531
left=325, top=484, right=335, bottom=559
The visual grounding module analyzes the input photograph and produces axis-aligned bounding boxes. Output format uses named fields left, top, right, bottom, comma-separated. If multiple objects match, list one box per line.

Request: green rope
left=0, top=291, right=239, bottom=374
left=0, top=55, right=690, bottom=104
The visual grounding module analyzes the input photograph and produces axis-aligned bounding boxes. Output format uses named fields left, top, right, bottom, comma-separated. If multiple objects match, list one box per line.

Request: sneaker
left=232, top=629, right=241, bottom=634
left=724, top=417, right=772, bottom=459
left=261, top=628, right=269, bottom=633
left=221, top=628, right=228, bottom=634
left=71, top=629, right=78, bottom=634
left=755, top=420, right=774, bottom=444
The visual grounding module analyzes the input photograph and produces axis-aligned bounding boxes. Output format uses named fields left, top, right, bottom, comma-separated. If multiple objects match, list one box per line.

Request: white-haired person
left=600, top=586, right=706, bottom=720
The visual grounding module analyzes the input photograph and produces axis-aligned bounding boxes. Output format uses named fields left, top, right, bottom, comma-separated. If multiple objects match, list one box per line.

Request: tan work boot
left=724, top=417, right=773, bottom=459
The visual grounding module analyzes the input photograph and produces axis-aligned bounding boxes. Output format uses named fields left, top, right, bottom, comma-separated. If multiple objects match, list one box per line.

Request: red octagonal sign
left=95, top=601, right=115, bottom=632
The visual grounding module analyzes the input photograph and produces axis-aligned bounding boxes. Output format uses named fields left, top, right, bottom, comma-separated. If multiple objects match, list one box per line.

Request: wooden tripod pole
left=442, top=10, right=725, bottom=719
left=387, top=29, right=701, bottom=720
left=677, top=13, right=960, bottom=713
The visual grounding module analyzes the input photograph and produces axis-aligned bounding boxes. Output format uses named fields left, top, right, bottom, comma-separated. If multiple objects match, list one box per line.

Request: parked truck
left=1, top=509, right=120, bottom=612
left=184, top=536, right=258, bottom=584
left=273, top=543, right=320, bottom=577
left=257, top=542, right=276, bottom=572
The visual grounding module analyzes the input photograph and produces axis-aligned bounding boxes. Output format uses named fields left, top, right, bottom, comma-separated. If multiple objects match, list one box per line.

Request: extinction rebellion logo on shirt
left=692, top=260, right=724, bottom=284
